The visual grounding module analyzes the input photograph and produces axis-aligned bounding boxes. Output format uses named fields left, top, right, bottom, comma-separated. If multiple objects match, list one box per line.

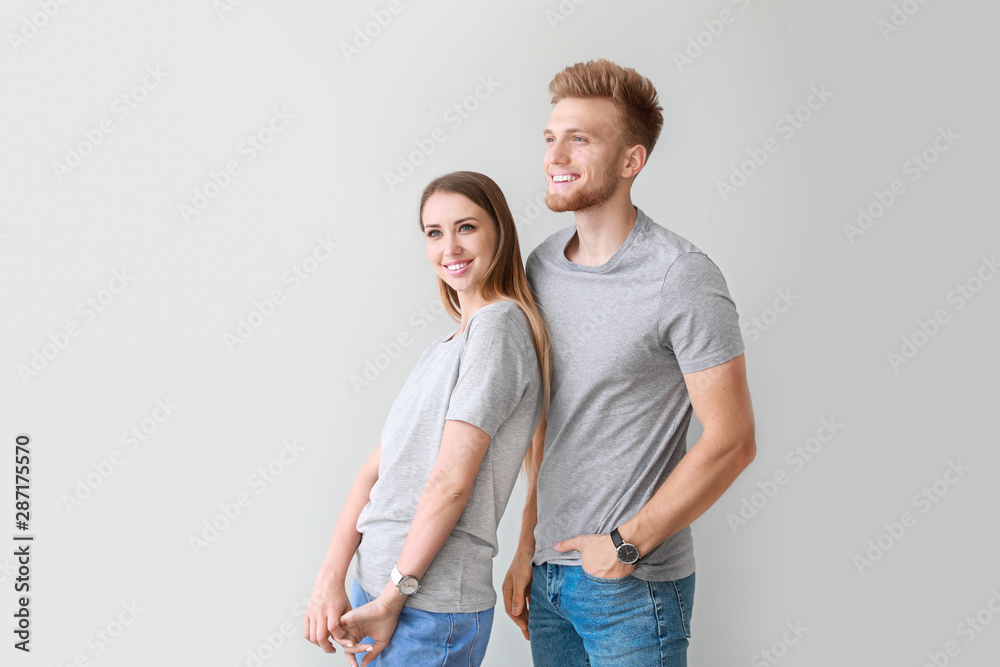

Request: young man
left=502, top=60, right=756, bottom=666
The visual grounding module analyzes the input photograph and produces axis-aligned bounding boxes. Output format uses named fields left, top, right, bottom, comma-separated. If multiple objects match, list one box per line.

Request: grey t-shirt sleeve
left=445, top=309, right=533, bottom=438
left=657, top=251, right=745, bottom=374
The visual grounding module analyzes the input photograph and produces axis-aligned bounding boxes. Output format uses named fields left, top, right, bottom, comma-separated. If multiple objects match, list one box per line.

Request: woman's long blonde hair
left=419, top=171, right=551, bottom=469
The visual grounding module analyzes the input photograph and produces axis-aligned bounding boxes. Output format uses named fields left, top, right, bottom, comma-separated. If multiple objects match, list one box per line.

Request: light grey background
left=2, top=1, right=998, bottom=666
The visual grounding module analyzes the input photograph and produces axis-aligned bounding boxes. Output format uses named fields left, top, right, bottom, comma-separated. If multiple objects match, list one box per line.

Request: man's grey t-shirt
left=526, top=208, right=744, bottom=582
left=355, top=300, right=542, bottom=613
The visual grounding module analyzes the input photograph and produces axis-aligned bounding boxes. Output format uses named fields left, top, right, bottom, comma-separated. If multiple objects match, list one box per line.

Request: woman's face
left=422, top=191, right=497, bottom=296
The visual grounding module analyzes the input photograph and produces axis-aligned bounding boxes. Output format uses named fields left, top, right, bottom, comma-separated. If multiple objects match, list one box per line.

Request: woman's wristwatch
left=391, top=565, right=421, bottom=596
left=611, top=528, right=640, bottom=565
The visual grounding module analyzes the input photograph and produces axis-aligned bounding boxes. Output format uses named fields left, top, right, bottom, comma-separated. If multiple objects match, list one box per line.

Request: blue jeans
left=528, top=564, right=695, bottom=667
left=349, top=579, right=493, bottom=667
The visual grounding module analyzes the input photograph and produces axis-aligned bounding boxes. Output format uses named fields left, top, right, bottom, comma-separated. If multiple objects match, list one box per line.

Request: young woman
left=304, top=171, right=550, bottom=666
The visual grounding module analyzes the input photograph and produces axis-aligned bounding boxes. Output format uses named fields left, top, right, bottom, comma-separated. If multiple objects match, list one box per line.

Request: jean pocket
left=671, top=573, right=695, bottom=638
left=579, top=567, right=634, bottom=584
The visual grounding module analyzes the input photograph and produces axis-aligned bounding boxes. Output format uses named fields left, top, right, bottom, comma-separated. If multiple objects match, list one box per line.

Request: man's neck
left=565, top=193, right=638, bottom=267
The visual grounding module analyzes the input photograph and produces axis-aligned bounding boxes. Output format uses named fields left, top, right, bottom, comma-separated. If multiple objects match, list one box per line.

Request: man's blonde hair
left=548, top=59, right=664, bottom=155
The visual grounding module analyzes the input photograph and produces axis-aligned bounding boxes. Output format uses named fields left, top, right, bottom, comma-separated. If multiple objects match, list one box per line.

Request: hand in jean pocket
left=554, top=533, right=636, bottom=579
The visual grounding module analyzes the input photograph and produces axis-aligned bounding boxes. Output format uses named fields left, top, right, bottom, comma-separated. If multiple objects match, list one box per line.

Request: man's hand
left=338, top=592, right=403, bottom=667
left=502, top=548, right=533, bottom=640
left=303, top=576, right=352, bottom=654
left=555, top=534, right=636, bottom=579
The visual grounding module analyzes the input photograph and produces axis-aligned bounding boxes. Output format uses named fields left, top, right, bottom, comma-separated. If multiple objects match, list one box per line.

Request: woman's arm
left=303, top=444, right=381, bottom=654
left=396, top=419, right=491, bottom=578
left=339, top=420, right=491, bottom=665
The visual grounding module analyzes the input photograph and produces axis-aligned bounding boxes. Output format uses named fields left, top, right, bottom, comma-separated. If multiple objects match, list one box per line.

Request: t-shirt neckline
left=559, top=207, right=647, bottom=274
left=441, top=300, right=512, bottom=344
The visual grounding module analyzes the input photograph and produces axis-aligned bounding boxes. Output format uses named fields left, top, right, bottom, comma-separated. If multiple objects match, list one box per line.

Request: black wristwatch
left=611, top=528, right=640, bottom=565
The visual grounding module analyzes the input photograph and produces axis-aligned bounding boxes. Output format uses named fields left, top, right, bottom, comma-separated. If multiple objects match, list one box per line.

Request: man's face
left=543, top=97, right=627, bottom=213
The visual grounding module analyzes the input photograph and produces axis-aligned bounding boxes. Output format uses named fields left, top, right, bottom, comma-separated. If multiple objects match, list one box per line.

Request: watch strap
left=391, top=565, right=420, bottom=595
left=610, top=527, right=625, bottom=548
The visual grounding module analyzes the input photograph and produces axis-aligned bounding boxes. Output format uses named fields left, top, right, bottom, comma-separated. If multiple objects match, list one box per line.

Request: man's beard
left=545, top=162, right=620, bottom=213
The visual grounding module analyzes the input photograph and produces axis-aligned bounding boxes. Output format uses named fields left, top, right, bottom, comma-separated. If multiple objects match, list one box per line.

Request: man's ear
left=621, top=144, right=648, bottom=179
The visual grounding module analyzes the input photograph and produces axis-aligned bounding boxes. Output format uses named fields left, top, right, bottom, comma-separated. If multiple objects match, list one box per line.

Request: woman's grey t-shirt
left=355, top=300, right=542, bottom=613
left=526, top=208, right=744, bottom=583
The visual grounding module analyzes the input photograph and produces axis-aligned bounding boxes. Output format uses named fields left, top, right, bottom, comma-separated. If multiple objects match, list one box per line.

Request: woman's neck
left=456, top=289, right=491, bottom=336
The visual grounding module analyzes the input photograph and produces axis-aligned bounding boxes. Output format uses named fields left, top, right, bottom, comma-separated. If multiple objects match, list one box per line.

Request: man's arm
left=621, top=353, right=755, bottom=553
left=502, top=415, right=546, bottom=640
left=555, top=354, right=755, bottom=575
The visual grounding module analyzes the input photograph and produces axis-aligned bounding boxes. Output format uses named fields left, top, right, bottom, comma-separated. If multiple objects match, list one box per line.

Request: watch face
left=400, top=577, right=420, bottom=595
left=618, top=543, right=640, bottom=565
